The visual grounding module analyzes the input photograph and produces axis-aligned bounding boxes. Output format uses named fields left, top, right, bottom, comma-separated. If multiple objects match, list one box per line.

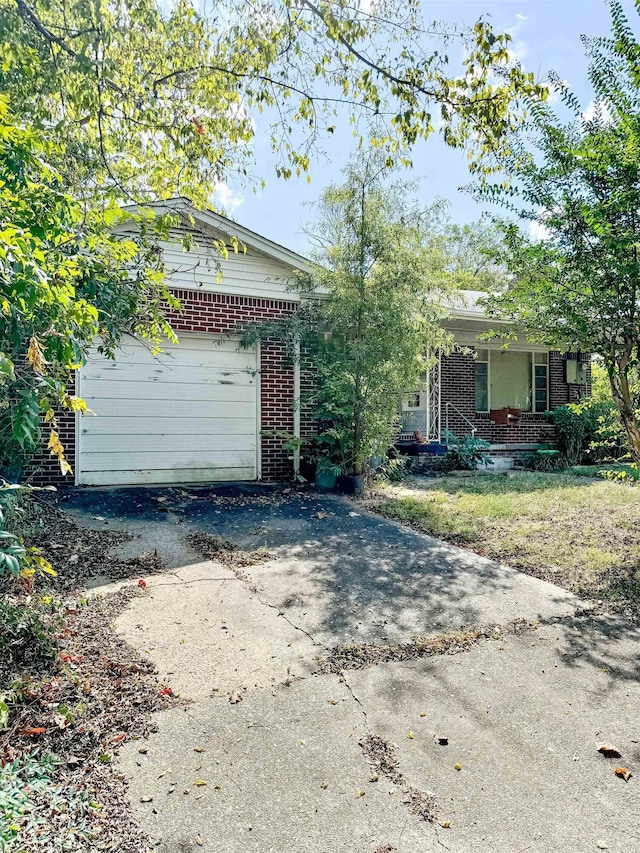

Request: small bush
left=443, top=431, right=492, bottom=470
left=551, top=399, right=626, bottom=465
left=0, top=752, right=58, bottom=850
left=0, top=599, right=60, bottom=683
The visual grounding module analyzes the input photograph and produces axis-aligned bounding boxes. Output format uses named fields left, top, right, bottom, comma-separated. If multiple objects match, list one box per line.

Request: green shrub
left=0, top=599, right=60, bottom=682
left=443, top=431, right=492, bottom=470
left=551, top=399, right=627, bottom=465
left=0, top=752, right=58, bottom=851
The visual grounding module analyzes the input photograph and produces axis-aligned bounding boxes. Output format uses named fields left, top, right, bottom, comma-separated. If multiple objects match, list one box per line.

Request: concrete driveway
left=62, top=485, right=640, bottom=853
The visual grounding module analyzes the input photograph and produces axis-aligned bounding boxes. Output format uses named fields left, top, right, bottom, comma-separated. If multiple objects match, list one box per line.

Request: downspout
left=293, top=335, right=301, bottom=477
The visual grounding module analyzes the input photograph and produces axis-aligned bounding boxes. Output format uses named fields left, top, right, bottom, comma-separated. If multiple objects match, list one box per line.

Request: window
left=533, top=352, right=549, bottom=413
left=474, top=349, right=548, bottom=413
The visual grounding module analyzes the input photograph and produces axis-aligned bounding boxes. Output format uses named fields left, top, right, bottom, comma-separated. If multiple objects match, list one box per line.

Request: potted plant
left=314, top=456, right=341, bottom=491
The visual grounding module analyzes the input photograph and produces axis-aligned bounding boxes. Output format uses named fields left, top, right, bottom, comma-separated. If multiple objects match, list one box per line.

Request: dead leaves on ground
left=597, top=742, right=622, bottom=758
left=614, top=767, right=633, bottom=782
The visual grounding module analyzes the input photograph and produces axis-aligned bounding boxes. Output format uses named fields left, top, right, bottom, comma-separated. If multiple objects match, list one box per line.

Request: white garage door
left=77, top=334, right=259, bottom=486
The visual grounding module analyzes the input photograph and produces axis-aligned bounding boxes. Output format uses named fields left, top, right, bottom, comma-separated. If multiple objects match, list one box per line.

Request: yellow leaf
left=193, top=780, right=207, bottom=787
left=27, top=336, right=48, bottom=374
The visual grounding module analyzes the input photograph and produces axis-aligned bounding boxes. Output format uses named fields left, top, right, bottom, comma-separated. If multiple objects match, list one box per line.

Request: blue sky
left=218, top=0, right=631, bottom=255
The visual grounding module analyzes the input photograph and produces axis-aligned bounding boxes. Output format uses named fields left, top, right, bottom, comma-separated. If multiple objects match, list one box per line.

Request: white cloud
left=528, top=219, right=551, bottom=243
left=212, top=181, right=244, bottom=214
left=547, top=79, right=569, bottom=106
left=506, top=17, right=528, bottom=64
left=516, top=13, right=528, bottom=21
left=581, top=99, right=614, bottom=125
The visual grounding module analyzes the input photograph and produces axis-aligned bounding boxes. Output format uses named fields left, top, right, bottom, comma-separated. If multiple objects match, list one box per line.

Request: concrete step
left=477, top=455, right=515, bottom=472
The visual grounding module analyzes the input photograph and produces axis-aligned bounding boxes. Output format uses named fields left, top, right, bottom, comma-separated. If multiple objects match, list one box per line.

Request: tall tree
left=477, top=0, right=640, bottom=463
left=0, top=97, right=176, bottom=475
left=0, top=0, right=546, bottom=204
left=296, top=155, right=455, bottom=476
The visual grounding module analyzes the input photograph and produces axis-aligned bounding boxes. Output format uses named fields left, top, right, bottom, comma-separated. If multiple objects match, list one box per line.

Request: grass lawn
left=367, top=472, right=640, bottom=615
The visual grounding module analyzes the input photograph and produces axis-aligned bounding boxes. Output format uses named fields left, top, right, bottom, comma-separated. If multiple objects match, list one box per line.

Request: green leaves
left=0, top=101, right=175, bottom=473
left=478, top=1, right=640, bottom=462
left=0, top=0, right=546, bottom=203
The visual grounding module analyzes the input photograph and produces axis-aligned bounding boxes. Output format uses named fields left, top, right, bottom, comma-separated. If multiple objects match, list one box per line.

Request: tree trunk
left=609, top=370, right=640, bottom=464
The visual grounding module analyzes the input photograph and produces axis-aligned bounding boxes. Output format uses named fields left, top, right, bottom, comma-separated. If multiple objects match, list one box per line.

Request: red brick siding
left=441, top=348, right=574, bottom=446
left=29, top=404, right=76, bottom=486
left=32, top=290, right=300, bottom=485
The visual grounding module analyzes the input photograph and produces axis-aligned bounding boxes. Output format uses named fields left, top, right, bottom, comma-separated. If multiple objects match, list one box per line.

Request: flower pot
left=336, top=474, right=364, bottom=495
left=315, top=469, right=337, bottom=491
left=299, top=459, right=316, bottom=483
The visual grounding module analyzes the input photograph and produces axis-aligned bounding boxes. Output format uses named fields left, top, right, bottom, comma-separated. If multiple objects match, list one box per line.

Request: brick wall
left=31, top=290, right=301, bottom=485
left=441, top=348, right=574, bottom=447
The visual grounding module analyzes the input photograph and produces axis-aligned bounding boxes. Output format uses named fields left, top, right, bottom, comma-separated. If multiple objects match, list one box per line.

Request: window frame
left=473, top=348, right=549, bottom=414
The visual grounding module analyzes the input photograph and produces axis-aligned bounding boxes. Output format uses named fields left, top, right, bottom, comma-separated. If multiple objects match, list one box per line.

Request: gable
left=115, top=199, right=309, bottom=302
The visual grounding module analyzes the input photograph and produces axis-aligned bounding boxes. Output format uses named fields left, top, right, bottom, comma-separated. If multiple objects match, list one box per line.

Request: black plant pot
left=336, top=474, right=364, bottom=495
left=299, top=459, right=316, bottom=483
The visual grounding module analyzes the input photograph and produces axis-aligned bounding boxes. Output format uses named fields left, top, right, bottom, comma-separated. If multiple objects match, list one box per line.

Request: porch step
left=477, top=455, right=515, bottom=472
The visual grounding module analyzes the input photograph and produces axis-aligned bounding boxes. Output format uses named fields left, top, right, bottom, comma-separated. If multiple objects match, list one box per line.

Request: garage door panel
left=78, top=334, right=259, bottom=486
left=81, top=417, right=255, bottom=436
left=83, top=467, right=256, bottom=486
left=84, top=399, right=257, bottom=419
left=82, top=381, right=255, bottom=403
left=80, top=450, right=257, bottom=473
left=83, top=434, right=256, bottom=453
left=83, top=349, right=256, bottom=370
left=81, top=363, right=255, bottom=386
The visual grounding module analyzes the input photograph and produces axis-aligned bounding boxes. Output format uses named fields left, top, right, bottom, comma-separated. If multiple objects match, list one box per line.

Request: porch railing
left=444, top=402, right=477, bottom=442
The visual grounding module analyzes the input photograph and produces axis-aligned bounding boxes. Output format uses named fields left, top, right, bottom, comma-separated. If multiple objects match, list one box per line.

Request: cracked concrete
left=61, top=485, right=640, bottom=852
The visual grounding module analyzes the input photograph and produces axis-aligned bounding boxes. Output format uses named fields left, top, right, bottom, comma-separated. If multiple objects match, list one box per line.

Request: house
left=400, top=290, right=590, bottom=456
left=34, top=198, right=310, bottom=487
left=33, top=202, right=588, bottom=487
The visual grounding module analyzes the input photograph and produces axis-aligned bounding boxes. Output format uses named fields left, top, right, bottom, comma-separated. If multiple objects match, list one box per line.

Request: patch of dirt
left=361, top=734, right=437, bottom=823
left=2, top=585, right=178, bottom=851
left=318, top=619, right=537, bottom=673
left=186, top=530, right=272, bottom=591
left=23, top=500, right=163, bottom=591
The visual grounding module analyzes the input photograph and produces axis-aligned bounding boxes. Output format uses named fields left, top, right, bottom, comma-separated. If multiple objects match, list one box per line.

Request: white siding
left=115, top=222, right=300, bottom=301
left=78, top=334, right=258, bottom=486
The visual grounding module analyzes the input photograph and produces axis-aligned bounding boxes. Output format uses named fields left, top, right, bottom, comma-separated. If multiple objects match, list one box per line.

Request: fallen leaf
left=407, top=731, right=414, bottom=739
left=369, top=773, right=379, bottom=782
left=138, top=747, right=148, bottom=754
left=614, top=767, right=632, bottom=781
left=138, top=578, right=147, bottom=589
left=193, top=746, right=205, bottom=753
left=140, top=796, right=153, bottom=803
left=357, top=789, right=365, bottom=797
left=193, top=780, right=207, bottom=787
left=441, top=821, right=451, bottom=829
left=597, top=742, right=622, bottom=758
left=419, top=712, right=427, bottom=718
left=454, top=764, right=462, bottom=771
left=20, top=727, right=46, bottom=737
left=195, top=837, right=203, bottom=847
